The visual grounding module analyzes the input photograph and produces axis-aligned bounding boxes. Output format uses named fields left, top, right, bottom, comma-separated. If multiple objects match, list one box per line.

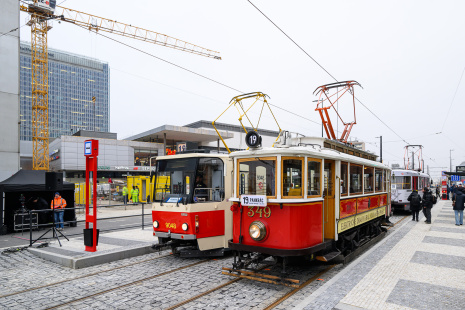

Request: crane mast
left=20, top=1, right=221, bottom=171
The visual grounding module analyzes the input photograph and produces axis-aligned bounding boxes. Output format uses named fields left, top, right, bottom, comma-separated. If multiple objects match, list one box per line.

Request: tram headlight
left=182, top=223, right=189, bottom=231
left=249, top=221, right=266, bottom=241
left=153, top=221, right=159, bottom=228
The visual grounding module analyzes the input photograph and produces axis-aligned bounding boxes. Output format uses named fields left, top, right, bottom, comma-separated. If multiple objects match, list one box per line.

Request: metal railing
left=12, top=202, right=152, bottom=247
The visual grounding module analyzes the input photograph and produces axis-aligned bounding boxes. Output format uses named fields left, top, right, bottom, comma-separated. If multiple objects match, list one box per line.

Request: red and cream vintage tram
left=151, top=152, right=233, bottom=257
left=227, top=133, right=391, bottom=271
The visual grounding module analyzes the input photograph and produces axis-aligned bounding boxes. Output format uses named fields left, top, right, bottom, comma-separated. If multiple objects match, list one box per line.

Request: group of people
left=408, top=183, right=465, bottom=226
left=407, top=187, right=435, bottom=223
left=122, top=186, right=139, bottom=204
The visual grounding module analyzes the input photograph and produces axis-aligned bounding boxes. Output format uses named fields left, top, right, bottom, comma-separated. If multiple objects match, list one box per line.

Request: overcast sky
left=19, top=0, right=465, bottom=181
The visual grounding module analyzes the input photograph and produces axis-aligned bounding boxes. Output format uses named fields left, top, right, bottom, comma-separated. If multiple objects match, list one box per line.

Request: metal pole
left=142, top=203, right=144, bottom=230
left=450, top=149, right=453, bottom=172
left=380, top=136, right=382, bottom=163
left=163, top=133, right=167, bottom=156
left=29, top=210, right=32, bottom=247
left=412, top=152, right=415, bottom=170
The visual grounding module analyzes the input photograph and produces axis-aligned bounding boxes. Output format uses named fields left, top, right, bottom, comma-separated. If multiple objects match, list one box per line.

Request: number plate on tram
left=247, top=206, right=271, bottom=218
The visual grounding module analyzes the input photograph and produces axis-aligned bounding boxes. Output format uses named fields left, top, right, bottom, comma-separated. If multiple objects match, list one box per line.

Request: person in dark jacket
left=447, top=184, right=450, bottom=200
left=422, top=187, right=434, bottom=224
left=407, top=189, right=422, bottom=221
left=452, top=187, right=465, bottom=226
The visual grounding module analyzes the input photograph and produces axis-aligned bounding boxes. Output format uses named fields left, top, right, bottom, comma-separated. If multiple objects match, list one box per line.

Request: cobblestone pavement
left=0, top=213, right=409, bottom=309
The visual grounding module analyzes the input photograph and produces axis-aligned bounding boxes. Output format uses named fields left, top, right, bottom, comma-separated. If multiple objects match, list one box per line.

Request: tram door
left=324, top=160, right=336, bottom=240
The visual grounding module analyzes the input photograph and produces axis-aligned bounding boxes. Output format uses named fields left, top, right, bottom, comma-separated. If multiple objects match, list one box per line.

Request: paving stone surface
left=386, top=279, right=465, bottom=310
left=0, top=212, right=431, bottom=310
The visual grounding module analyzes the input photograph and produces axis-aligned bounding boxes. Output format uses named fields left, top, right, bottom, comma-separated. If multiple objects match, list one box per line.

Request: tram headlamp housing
left=153, top=221, right=159, bottom=228
left=249, top=221, right=266, bottom=241
left=182, top=223, right=189, bottom=231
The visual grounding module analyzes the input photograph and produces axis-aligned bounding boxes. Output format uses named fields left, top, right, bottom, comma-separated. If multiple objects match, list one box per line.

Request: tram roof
left=391, top=169, right=430, bottom=177
left=230, top=146, right=390, bottom=170
left=155, top=152, right=230, bottom=161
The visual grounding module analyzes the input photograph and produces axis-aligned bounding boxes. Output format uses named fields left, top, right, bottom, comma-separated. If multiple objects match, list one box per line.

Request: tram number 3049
left=248, top=206, right=271, bottom=218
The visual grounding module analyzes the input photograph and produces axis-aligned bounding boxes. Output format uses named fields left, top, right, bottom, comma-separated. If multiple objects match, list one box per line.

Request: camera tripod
left=31, top=201, right=69, bottom=247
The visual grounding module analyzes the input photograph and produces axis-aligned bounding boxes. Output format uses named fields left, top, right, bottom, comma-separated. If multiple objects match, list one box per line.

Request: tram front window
left=193, top=158, right=225, bottom=202
left=238, top=157, right=276, bottom=197
left=155, top=158, right=196, bottom=202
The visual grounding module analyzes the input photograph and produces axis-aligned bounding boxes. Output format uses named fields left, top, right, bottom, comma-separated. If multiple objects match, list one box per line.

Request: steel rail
left=0, top=252, right=173, bottom=299
left=45, top=259, right=214, bottom=310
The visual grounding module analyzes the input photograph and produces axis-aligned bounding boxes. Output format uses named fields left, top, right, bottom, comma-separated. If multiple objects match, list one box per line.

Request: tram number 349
left=248, top=206, right=271, bottom=218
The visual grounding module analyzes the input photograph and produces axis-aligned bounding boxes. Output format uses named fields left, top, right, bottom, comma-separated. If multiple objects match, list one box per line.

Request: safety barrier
left=15, top=203, right=152, bottom=247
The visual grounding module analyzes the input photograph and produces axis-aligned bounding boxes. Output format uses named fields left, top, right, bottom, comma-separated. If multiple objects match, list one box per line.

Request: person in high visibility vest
left=130, top=186, right=138, bottom=203
left=51, top=192, right=67, bottom=230
left=122, top=186, right=129, bottom=205
left=133, top=186, right=139, bottom=203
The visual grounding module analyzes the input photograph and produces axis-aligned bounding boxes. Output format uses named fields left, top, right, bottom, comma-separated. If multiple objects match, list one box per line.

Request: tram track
left=165, top=215, right=410, bottom=310
left=164, top=264, right=335, bottom=310
left=42, top=257, right=224, bottom=310
left=0, top=252, right=173, bottom=299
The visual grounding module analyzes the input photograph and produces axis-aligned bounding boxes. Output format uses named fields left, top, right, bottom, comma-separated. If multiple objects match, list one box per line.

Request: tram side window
left=238, top=158, right=276, bottom=197
left=340, top=162, right=348, bottom=195
left=350, top=164, right=363, bottom=194
left=364, top=167, right=374, bottom=193
left=375, top=169, right=383, bottom=192
left=308, top=160, right=321, bottom=196
left=194, top=158, right=225, bottom=202
left=282, top=158, right=303, bottom=197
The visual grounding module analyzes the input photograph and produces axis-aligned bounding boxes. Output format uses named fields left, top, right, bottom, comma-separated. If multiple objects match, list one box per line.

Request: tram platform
left=28, top=228, right=156, bottom=269
left=295, top=198, right=465, bottom=310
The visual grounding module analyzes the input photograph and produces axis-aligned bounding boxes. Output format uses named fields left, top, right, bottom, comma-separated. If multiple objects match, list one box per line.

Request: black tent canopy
left=0, top=170, right=75, bottom=234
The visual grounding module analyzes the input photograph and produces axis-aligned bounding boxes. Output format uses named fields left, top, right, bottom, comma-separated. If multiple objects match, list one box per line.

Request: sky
left=18, top=0, right=465, bottom=182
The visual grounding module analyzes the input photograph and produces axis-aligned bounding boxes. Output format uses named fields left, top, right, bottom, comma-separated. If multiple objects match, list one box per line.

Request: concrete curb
left=28, top=244, right=156, bottom=269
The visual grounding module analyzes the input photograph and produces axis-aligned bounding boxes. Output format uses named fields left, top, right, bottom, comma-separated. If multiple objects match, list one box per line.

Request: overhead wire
left=440, top=64, right=465, bottom=132
left=73, top=23, right=322, bottom=127
left=246, top=0, right=411, bottom=145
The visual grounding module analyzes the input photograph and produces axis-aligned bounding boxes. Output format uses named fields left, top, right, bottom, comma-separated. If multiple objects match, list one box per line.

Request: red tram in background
left=227, top=132, right=391, bottom=274
left=151, top=152, right=233, bottom=257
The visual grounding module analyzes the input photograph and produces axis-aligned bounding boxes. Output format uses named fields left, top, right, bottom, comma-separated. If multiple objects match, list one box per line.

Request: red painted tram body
left=151, top=153, right=233, bottom=257
left=228, top=135, right=391, bottom=267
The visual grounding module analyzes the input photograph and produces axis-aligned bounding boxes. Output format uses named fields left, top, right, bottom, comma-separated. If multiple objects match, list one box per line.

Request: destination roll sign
left=241, top=195, right=267, bottom=207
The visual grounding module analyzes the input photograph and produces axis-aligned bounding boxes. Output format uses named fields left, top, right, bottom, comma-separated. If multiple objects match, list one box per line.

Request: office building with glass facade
left=19, top=41, right=110, bottom=141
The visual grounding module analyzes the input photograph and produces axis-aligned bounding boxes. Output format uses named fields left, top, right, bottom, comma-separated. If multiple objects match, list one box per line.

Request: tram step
left=316, top=250, right=342, bottom=262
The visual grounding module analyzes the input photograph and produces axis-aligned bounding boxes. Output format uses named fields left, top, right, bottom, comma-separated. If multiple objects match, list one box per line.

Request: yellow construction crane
left=20, top=0, right=221, bottom=170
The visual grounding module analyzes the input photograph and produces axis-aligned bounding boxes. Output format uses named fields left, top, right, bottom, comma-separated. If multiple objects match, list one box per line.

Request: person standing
left=122, top=185, right=129, bottom=205
left=422, top=187, right=434, bottom=224
left=130, top=186, right=139, bottom=203
left=134, top=186, right=139, bottom=203
left=51, top=192, right=67, bottom=230
left=452, top=187, right=465, bottom=226
left=436, top=185, right=440, bottom=199
left=408, top=189, right=422, bottom=222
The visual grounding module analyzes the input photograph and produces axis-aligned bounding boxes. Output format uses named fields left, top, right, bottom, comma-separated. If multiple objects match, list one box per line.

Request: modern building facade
left=19, top=41, right=110, bottom=141
left=0, top=0, right=20, bottom=182
left=49, top=132, right=163, bottom=183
